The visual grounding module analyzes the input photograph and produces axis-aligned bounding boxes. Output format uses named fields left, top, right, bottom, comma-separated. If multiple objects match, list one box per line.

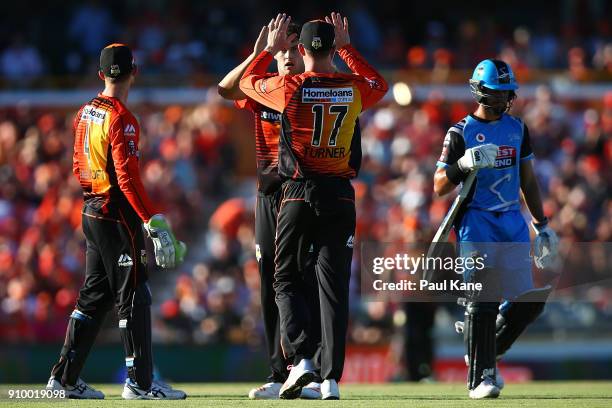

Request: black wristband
left=445, top=162, right=468, bottom=185
left=533, top=217, right=549, bottom=228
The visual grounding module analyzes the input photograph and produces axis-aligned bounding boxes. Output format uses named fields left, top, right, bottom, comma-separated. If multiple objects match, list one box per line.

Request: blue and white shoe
left=122, top=378, right=186, bottom=400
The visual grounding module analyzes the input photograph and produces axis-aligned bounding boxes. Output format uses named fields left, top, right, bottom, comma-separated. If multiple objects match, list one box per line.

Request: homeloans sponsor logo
left=302, top=87, right=354, bottom=103
left=82, top=105, right=106, bottom=125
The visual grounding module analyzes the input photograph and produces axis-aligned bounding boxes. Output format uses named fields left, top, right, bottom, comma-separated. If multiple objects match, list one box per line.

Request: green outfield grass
left=1, top=382, right=611, bottom=407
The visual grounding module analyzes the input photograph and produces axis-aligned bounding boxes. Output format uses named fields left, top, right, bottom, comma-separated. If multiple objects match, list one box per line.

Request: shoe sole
left=323, top=396, right=340, bottom=400
left=280, top=372, right=315, bottom=400
left=469, top=389, right=500, bottom=399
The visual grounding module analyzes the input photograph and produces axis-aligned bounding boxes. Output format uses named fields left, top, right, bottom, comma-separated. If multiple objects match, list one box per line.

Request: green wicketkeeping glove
left=143, top=214, right=187, bottom=268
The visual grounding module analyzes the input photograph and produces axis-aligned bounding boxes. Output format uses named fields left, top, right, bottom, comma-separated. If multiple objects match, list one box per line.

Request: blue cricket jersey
left=437, top=113, right=534, bottom=212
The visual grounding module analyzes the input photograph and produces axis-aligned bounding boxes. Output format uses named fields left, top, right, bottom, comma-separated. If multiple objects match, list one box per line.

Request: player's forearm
left=117, top=174, right=156, bottom=222
left=218, top=52, right=259, bottom=100
left=434, top=168, right=457, bottom=196
left=521, top=178, right=546, bottom=223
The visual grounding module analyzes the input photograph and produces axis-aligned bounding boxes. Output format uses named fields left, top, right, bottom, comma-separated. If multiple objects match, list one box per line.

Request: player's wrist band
left=533, top=217, right=549, bottom=228
left=446, top=162, right=468, bottom=185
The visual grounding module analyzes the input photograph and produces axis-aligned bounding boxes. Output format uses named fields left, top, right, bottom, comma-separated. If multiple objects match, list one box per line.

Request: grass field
left=1, top=382, right=611, bottom=407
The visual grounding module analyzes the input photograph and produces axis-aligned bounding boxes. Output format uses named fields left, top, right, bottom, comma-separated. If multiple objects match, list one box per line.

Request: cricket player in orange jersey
left=218, top=21, right=323, bottom=400
left=239, top=13, right=387, bottom=399
left=46, top=44, right=186, bottom=400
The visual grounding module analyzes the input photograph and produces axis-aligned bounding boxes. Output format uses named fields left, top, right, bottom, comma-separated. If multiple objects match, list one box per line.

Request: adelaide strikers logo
left=476, top=133, right=486, bottom=142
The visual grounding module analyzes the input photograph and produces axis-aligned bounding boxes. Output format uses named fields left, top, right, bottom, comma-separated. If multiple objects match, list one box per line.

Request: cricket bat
left=423, top=171, right=477, bottom=282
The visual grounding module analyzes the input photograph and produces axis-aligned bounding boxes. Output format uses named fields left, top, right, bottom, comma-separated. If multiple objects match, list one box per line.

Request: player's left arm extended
left=519, top=160, right=546, bottom=223
left=239, top=50, right=287, bottom=112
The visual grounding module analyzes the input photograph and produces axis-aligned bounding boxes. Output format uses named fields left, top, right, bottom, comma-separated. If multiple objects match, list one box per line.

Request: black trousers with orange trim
left=273, top=178, right=355, bottom=381
left=51, top=201, right=152, bottom=389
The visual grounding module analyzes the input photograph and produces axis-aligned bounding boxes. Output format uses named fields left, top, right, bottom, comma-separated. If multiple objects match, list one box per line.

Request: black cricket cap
left=299, top=20, right=335, bottom=53
left=99, top=43, right=135, bottom=78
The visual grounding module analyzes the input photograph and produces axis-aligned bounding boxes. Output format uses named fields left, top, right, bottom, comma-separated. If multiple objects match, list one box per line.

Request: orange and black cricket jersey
left=235, top=77, right=283, bottom=193
left=239, top=45, right=387, bottom=180
left=73, top=94, right=156, bottom=221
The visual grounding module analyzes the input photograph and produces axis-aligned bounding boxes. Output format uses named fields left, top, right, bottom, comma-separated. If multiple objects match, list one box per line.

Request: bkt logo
left=494, top=145, right=516, bottom=168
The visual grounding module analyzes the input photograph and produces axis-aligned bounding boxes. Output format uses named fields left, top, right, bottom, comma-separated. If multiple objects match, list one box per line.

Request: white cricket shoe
left=279, top=359, right=315, bottom=399
left=321, top=379, right=340, bottom=400
left=300, top=382, right=322, bottom=399
left=469, top=377, right=500, bottom=399
left=46, top=376, right=104, bottom=399
left=122, top=378, right=185, bottom=400
left=248, top=382, right=282, bottom=399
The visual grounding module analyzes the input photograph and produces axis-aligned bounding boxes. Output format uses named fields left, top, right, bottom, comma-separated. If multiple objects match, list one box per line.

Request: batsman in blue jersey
left=433, top=59, right=559, bottom=399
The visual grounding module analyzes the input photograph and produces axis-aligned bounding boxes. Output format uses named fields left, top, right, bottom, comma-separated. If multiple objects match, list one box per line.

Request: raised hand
left=253, top=25, right=269, bottom=54
left=265, top=13, right=293, bottom=55
left=325, top=12, right=350, bottom=49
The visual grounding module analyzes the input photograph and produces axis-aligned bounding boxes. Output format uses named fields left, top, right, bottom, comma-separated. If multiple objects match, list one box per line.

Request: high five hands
left=326, top=12, right=350, bottom=49
left=264, top=13, right=296, bottom=55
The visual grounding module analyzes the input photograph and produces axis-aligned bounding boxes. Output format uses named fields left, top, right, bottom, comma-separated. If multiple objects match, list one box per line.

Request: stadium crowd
left=1, top=83, right=609, bottom=345
left=0, top=0, right=611, bottom=84
left=0, top=0, right=611, bottom=349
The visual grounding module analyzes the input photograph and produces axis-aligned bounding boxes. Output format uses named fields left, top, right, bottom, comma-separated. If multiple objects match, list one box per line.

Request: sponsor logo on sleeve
left=127, top=139, right=138, bottom=157
left=438, top=133, right=451, bottom=162
left=302, top=87, right=354, bottom=103
left=124, top=123, right=136, bottom=136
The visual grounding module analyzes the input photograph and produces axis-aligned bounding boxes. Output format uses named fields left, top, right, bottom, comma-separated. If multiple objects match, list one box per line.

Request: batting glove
left=144, top=214, right=187, bottom=269
left=531, top=218, right=559, bottom=269
left=458, top=143, right=499, bottom=171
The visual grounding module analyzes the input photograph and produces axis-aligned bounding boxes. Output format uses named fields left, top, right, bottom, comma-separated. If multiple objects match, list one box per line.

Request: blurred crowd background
left=0, top=0, right=611, bottom=366
left=0, top=0, right=611, bottom=86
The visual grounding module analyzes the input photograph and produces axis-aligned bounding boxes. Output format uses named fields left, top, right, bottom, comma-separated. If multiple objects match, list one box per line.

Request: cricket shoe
left=321, top=379, right=340, bottom=400
left=46, top=376, right=104, bottom=399
left=462, top=353, right=504, bottom=390
left=152, top=378, right=187, bottom=399
left=496, top=370, right=505, bottom=390
left=122, top=378, right=185, bottom=400
left=279, top=359, right=316, bottom=399
left=248, top=382, right=282, bottom=399
left=469, top=377, right=500, bottom=399
left=300, top=382, right=322, bottom=399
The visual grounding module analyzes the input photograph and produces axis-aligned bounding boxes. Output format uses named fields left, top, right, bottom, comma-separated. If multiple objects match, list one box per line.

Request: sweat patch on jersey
left=302, top=87, right=354, bottom=103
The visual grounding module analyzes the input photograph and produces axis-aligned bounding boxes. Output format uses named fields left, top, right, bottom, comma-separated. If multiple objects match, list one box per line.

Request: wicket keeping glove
left=144, top=214, right=187, bottom=269
left=531, top=218, right=559, bottom=269
left=458, top=143, right=499, bottom=171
